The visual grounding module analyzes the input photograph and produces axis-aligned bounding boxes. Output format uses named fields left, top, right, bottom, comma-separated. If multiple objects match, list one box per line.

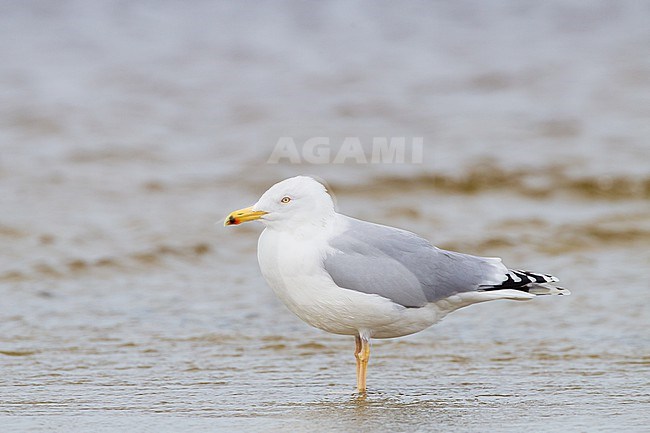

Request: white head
left=224, top=176, right=335, bottom=231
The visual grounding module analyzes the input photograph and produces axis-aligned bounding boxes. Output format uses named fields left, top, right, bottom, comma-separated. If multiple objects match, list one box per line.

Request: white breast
left=257, top=227, right=366, bottom=335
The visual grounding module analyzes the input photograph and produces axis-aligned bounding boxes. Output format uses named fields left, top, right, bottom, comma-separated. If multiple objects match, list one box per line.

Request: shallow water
left=1, top=1, right=649, bottom=432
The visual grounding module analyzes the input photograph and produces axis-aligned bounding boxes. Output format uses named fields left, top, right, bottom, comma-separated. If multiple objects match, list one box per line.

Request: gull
left=224, top=176, right=569, bottom=393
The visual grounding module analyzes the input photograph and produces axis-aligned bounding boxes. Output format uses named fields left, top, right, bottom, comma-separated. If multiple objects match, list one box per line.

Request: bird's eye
left=280, top=196, right=291, bottom=204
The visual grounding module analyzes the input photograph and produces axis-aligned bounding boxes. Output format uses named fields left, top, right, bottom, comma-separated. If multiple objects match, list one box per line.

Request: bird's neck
left=266, top=210, right=337, bottom=240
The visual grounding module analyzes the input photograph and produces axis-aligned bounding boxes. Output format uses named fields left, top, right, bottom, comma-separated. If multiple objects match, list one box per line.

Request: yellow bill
left=224, top=206, right=267, bottom=226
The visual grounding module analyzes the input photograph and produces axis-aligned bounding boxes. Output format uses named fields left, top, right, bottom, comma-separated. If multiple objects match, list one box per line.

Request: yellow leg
left=354, top=335, right=362, bottom=382
left=355, top=336, right=371, bottom=393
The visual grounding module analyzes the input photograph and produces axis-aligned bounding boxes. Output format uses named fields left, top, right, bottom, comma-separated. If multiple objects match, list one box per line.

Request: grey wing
left=323, top=216, right=508, bottom=308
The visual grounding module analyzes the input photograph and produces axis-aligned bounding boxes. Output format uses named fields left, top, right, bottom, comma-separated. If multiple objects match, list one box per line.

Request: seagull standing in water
left=224, top=176, right=569, bottom=393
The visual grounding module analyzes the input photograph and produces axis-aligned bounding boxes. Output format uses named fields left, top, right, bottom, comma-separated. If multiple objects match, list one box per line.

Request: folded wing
left=323, top=216, right=508, bottom=308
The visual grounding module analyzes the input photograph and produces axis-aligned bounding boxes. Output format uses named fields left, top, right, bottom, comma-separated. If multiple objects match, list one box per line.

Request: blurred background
left=1, top=1, right=648, bottom=431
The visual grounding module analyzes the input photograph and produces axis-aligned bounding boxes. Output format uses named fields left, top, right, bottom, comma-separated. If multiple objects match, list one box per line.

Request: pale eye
left=280, top=196, right=291, bottom=204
